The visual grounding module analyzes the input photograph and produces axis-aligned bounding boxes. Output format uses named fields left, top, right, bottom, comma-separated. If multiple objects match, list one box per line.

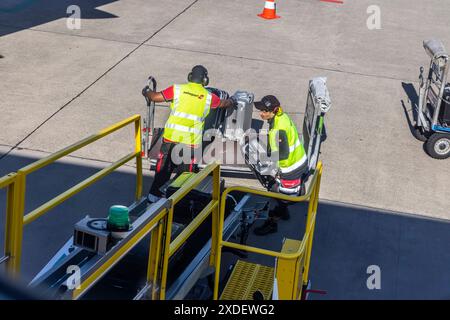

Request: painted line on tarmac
left=143, top=43, right=418, bottom=84
left=320, top=0, right=344, bottom=4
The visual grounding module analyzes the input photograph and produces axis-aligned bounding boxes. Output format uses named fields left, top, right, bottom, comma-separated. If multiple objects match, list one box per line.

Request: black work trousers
left=149, top=141, right=198, bottom=197
left=267, top=163, right=308, bottom=220
left=268, top=183, right=290, bottom=219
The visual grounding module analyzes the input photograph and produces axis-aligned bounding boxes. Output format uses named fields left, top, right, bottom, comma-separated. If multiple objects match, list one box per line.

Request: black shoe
left=254, top=220, right=278, bottom=236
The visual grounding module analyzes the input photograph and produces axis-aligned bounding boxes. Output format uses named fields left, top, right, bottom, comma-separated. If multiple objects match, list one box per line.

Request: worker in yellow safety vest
left=253, top=95, right=309, bottom=235
left=142, top=65, right=235, bottom=198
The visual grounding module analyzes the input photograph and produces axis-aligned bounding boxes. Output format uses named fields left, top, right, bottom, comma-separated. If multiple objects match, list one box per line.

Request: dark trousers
left=268, top=183, right=289, bottom=219
left=149, top=141, right=198, bottom=197
left=267, top=168, right=308, bottom=220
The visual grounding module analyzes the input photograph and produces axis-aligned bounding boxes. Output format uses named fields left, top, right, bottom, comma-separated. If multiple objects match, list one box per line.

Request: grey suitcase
left=224, top=91, right=254, bottom=141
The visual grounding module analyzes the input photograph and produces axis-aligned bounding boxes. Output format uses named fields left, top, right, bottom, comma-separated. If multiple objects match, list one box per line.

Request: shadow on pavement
left=401, top=82, right=419, bottom=138
left=0, top=0, right=119, bottom=37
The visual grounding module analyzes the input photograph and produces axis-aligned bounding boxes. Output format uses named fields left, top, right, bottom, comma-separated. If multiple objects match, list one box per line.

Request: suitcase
left=203, top=87, right=230, bottom=145
left=224, top=91, right=254, bottom=141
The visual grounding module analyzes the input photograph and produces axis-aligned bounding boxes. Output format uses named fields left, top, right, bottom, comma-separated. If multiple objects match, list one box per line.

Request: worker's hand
left=230, top=95, right=238, bottom=108
left=142, top=86, right=151, bottom=98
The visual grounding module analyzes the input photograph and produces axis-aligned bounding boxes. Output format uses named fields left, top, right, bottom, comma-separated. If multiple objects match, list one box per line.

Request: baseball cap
left=254, top=95, right=280, bottom=111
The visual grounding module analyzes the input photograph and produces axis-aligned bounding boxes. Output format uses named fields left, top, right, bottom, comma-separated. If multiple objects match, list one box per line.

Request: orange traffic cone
left=258, top=0, right=280, bottom=19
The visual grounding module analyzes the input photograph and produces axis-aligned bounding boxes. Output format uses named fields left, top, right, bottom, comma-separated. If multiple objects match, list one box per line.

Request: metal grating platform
left=220, top=260, right=274, bottom=300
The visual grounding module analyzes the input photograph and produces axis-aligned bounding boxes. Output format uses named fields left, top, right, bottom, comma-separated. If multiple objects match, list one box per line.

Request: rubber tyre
left=424, top=133, right=450, bottom=159
left=412, top=126, right=428, bottom=142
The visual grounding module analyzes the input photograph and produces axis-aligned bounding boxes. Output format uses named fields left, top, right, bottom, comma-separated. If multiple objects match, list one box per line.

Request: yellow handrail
left=0, top=173, right=17, bottom=189
left=213, top=162, right=323, bottom=300
left=0, top=173, right=18, bottom=272
left=158, top=162, right=221, bottom=299
left=1, top=115, right=143, bottom=275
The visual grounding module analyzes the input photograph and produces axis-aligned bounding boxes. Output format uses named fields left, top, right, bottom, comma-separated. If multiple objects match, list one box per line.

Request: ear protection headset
left=188, top=65, right=209, bottom=86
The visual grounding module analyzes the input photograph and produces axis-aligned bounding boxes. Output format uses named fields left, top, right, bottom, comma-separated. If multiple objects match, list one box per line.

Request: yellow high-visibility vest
left=163, top=82, right=212, bottom=145
left=269, top=112, right=307, bottom=173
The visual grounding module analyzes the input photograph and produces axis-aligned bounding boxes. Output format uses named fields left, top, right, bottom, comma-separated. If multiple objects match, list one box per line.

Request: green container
left=107, top=205, right=130, bottom=231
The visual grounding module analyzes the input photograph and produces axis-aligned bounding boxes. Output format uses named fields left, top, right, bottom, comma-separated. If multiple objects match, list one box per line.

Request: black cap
left=254, top=95, right=280, bottom=111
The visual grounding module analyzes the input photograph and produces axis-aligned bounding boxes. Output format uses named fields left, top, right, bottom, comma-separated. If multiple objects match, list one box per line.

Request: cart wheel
left=412, top=126, right=428, bottom=142
left=424, top=133, right=450, bottom=159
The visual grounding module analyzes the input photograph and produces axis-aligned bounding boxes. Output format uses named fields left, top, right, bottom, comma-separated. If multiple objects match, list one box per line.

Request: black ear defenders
left=202, top=74, right=209, bottom=86
left=188, top=72, right=209, bottom=86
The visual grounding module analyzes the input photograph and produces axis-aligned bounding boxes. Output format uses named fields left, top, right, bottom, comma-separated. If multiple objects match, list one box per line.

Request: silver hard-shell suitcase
left=224, top=91, right=254, bottom=141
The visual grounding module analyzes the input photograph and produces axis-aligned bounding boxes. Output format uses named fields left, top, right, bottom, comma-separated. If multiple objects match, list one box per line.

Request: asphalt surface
left=1, top=0, right=450, bottom=299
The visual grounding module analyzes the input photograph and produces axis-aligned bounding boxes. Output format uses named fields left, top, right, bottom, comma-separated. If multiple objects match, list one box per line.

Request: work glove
left=142, top=86, right=151, bottom=97
left=260, top=160, right=278, bottom=177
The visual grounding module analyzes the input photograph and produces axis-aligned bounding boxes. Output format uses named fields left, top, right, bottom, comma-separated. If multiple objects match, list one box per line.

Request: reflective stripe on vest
left=165, top=123, right=203, bottom=135
left=171, top=111, right=204, bottom=122
left=173, top=84, right=181, bottom=109
left=163, top=83, right=211, bottom=145
left=289, top=139, right=302, bottom=153
left=279, top=153, right=307, bottom=173
left=269, top=112, right=307, bottom=172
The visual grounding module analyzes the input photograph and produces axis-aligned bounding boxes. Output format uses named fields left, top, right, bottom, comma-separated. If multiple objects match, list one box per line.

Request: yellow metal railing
left=0, top=172, right=19, bottom=270
left=75, top=161, right=221, bottom=300
left=0, top=115, right=143, bottom=276
left=213, top=162, right=323, bottom=300
left=158, top=162, right=221, bottom=299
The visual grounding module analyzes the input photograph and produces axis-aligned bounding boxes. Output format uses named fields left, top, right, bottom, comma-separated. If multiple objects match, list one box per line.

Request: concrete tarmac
left=1, top=0, right=449, bottom=218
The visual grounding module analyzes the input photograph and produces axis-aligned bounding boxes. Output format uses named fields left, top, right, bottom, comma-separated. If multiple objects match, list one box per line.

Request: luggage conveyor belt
left=29, top=188, right=249, bottom=300
left=165, top=204, right=243, bottom=300
left=29, top=197, right=170, bottom=299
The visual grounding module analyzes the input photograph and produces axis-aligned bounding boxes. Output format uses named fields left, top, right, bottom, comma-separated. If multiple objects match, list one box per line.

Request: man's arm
left=144, top=91, right=166, bottom=103
left=143, top=85, right=174, bottom=103
left=209, top=91, right=237, bottom=109
left=217, top=98, right=235, bottom=108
